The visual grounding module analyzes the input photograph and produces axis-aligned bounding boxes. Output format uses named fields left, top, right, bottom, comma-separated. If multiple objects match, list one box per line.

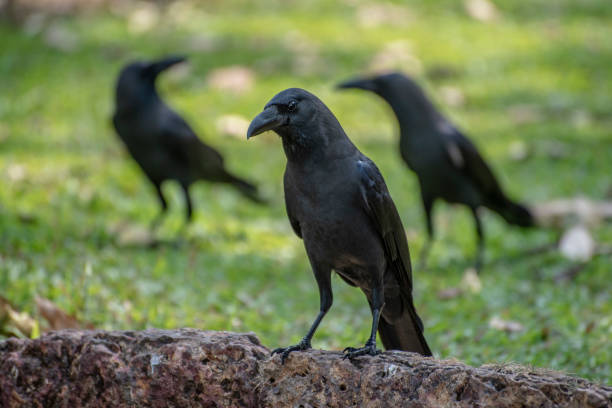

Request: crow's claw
left=342, top=343, right=380, bottom=360
left=271, top=340, right=311, bottom=364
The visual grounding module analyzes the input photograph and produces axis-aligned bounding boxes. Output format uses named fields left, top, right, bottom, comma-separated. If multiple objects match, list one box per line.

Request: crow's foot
left=271, top=339, right=311, bottom=364
left=342, top=342, right=380, bottom=359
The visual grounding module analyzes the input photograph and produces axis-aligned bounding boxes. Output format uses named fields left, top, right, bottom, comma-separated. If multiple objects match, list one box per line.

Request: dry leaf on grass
left=507, top=140, right=530, bottom=162
left=207, top=66, right=254, bottom=94
left=116, top=223, right=156, bottom=247
left=558, top=224, right=595, bottom=262
left=44, top=22, right=79, bottom=52
left=0, top=297, right=37, bottom=338
left=127, top=2, right=159, bottom=33
left=368, top=40, right=422, bottom=75
left=461, top=268, right=482, bottom=294
left=438, top=86, right=465, bottom=108
left=36, top=297, right=93, bottom=331
left=216, top=114, right=250, bottom=139
left=464, top=0, right=499, bottom=22
left=7, top=164, right=27, bottom=182
left=489, top=316, right=524, bottom=333
left=356, top=3, right=413, bottom=28
left=531, top=196, right=612, bottom=227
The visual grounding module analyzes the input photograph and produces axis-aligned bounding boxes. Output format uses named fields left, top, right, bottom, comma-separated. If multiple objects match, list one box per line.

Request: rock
left=1, top=329, right=610, bottom=407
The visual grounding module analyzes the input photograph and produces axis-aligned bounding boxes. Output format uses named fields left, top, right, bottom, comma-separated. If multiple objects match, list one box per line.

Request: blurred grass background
left=1, top=0, right=611, bottom=382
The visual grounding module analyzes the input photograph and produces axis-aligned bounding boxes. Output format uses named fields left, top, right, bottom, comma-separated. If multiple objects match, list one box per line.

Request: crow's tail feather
left=224, top=172, right=267, bottom=205
left=378, top=301, right=432, bottom=356
left=489, top=196, right=534, bottom=227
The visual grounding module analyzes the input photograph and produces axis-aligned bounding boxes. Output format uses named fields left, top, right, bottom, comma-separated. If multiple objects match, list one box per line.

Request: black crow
left=112, top=56, right=263, bottom=223
left=247, top=88, right=431, bottom=361
left=338, top=73, right=533, bottom=270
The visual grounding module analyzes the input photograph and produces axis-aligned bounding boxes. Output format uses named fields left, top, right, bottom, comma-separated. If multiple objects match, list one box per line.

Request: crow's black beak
left=147, top=55, right=187, bottom=77
left=336, top=77, right=377, bottom=92
left=247, top=106, right=284, bottom=139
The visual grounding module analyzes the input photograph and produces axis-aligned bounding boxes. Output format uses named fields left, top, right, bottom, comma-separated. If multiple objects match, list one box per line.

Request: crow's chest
left=286, top=177, right=381, bottom=268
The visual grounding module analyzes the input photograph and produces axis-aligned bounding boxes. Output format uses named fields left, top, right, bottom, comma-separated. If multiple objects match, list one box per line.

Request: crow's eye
left=287, top=100, right=297, bottom=112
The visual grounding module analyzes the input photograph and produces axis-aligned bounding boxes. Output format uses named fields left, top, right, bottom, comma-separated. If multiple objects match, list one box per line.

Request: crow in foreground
left=338, top=73, right=534, bottom=270
left=247, top=88, right=431, bottom=361
left=113, top=56, right=264, bottom=223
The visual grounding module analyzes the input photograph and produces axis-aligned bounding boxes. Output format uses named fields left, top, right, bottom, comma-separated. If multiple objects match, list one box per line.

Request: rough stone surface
left=1, top=329, right=610, bottom=407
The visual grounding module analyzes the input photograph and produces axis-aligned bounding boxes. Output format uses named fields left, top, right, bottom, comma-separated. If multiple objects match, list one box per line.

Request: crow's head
left=336, top=71, right=420, bottom=98
left=337, top=72, right=438, bottom=127
left=115, top=56, right=186, bottom=108
left=247, top=88, right=337, bottom=139
left=247, top=88, right=351, bottom=160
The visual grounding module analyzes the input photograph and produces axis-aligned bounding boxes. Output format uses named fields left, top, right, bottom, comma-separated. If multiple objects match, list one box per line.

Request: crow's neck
left=282, top=127, right=356, bottom=170
left=115, top=88, right=160, bottom=115
left=384, top=94, right=441, bottom=154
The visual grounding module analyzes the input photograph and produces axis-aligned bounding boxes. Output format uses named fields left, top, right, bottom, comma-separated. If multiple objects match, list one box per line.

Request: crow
left=338, top=72, right=534, bottom=270
left=112, top=56, right=264, bottom=223
left=247, top=88, right=431, bottom=362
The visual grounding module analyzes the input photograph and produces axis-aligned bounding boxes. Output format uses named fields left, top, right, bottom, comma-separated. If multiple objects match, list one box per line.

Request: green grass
left=1, top=0, right=611, bottom=383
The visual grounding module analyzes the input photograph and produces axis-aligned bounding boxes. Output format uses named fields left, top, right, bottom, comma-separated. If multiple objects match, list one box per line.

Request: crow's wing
left=283, top=171, right=302, bottom=238
left=356, top=158, right=413, bottom=292
left=160, top=110, right=224, bottom=169
left=441, top=122, right=502, bottom=196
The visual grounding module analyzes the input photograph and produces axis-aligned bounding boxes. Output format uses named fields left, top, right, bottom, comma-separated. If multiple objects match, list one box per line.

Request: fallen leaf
left=216, top=114, right=250, bottom=139
left=507, top=140, right=530, bottom=161
left=0, top=297, right=37, bottom=338
left=464, top=0, right=499, bottom=22
left=127, top=2, right=160, bottom=34
left=438, top=86, right=465, bottom=108
left=207, top=66, right=254, bottom=94
left=356, top=3, right=413, bottom=28
left=186, top=34, right=220, bottom=52
left=369, top=40, right=422, bottom=75
left=532, top=196, right=612, bottom=227
left=44, top=22, right=79, bottom=52
left=437, top=287, right=463, bottom=300
left=7, top=163, right=26, bottom=182
left=558, top=224, right=595, bottom=262
left=461, top=268, right=482, bottom=294
left=36, top=297, right=93, bottom=331
left=116, top=224, right=156, bottom=247
left=489, top=316, right=524, bottom=333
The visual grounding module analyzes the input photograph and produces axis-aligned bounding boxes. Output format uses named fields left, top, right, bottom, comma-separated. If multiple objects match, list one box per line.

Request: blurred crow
left=112, top=56, right=264, bottom=223
left=338, top=73, right=533, bottom=270
left=247, top=88, right=431, bottom=361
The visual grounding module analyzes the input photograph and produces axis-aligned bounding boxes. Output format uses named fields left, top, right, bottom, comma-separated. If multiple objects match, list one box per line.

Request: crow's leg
left=272, top=263, right=332, bottom=364
left=471, top=207, right=485, bottom=272
left=150, top=182, right=168, bottom=230
left=418, top=196, right=435, bottom=271
left=181, top=183, right=194, bottom=223
left=343, top=283, right=383, bottom=359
